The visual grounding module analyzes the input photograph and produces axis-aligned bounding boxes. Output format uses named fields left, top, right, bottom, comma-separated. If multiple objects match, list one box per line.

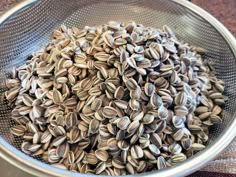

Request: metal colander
left=0, top=0, right=235, bottom=176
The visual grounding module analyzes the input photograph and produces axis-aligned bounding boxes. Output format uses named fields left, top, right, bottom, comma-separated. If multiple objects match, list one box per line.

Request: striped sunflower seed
left=95, top=149, right=109, bottom=162
left=102, top=106, right=118, bottom=118
left=11, top=125, right=27, bottom=136
left=5, top=21, right=226, bottom=175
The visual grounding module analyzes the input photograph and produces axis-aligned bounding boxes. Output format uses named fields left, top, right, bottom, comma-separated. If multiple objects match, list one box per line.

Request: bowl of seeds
left=0, top=0, right=236, bottom=176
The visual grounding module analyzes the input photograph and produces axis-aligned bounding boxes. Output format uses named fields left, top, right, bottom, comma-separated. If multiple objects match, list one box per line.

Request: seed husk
left=86, top=153, right=98, bottom=165
left=95, top=149, right=109, bottom=162
left=53, top=90, right=63, bottom=104
left=64, top=97, right=77, bottom=108
left=210, top=115, right=222, bottom=123
left=150, top=94, right=163, bottom=108
left=112, top=157, right=125, bottom=169
left=114, top=100, right=128, bottom=110
left=126, top=163, right=135, bottom=174
left=171, top=153, right=187, bottom=163
left=175, top=105, right=188, bottom=116
left=11, top=125, right=27, bottom=136
left=41, top=130, right=52, bottom=143
left=127, top=120, right=140, bottom=133
left=117, top=116, right=131, bottom=130
left=131, top=145, right=144, bottom=159
left=143, top=149, right=156, bottom=160
left=126, top=78, right=138, bottom=90
left=142, top=114, right=155, bottom=124
left=149, top=144, right=160, bottom=156
left=91, top=98, right=102, bottom=111
left=88, top=119, right=100, bottom=134
left=114, top=86, right=125, bottom=99
left=5, top=21, right=226, bottom=175
left=173, top=129, right=184, bottom=141
left=22, top=94, right=34, bottom=106
left=191, top=143, right=206, bottom=151
left=195, top=106, right=209, bottom=115
left=157, top=156, right=167, bottom=169
left=65, top=112, right=76, bottom=127
left=144, top=83, right=155, bottom=96
left=150, top=133, right=162, bottom=148
left=96, top=162, right=106, bottom=174
left=52, top=135, right=66, bottom=147
left=212, top=105, right=222, bottom=115
left=198, top=112, right=212, bottom=120
left=175, top=91, right=187, bottom=106
left=102, top=106, right=118, bottom=118
left=56, top=142, right=69, bottom=158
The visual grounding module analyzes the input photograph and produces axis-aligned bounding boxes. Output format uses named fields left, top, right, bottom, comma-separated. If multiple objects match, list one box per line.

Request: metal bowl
left=0, top=0, right=236, bottom=176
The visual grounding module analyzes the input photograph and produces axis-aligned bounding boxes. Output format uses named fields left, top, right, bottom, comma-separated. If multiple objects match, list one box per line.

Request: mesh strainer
left=0, top=0, right=236, bottom=176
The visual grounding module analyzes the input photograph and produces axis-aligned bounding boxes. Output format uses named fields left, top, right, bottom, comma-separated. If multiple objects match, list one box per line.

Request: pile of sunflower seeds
left=5, top=21, right=226, bottom=175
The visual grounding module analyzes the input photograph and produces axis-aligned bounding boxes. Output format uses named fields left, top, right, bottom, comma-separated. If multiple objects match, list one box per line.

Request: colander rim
left=0, top=0, right=236, bottom=177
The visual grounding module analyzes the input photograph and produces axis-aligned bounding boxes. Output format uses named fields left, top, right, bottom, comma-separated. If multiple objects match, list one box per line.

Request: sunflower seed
left=171, top=153, right=187, bottom=163
left=117, top=116, right=131, bottom=130
left=41, top=130, right=52, bottom=143
left=126, top=163, right=135, bottom=174
left=198, top=112, right=212, bottom=120
left=102, top=106, right=118, bottom=118
left=56, top=142, right=69, bottom=158
left=94, top=52, right=110, bottom=61
left=172, top=116, right=185, bottom=128
left=88, top=119, right=100, bottom=134
left=95, top=149, right=109, bottom=162
left=129, top=99, right=140, bottom=111
left=127, top=120, right=140, bottom=133
left=52, top=135, right=66, bottom=146
left=53, top=90, right=63, bottom=104
left=150, top=133, right=162, bottom=148
left=64, top=97, right=77, bottom=108
left=114, top=100, right=128, bottom=110
left=175, top=91, right=187, bottom=105
left=112, top=157, right=125, bottom=169
left=210, top=115, right=222, bottom=123
left=131, top=145, right=143, bottom=159
left=144, top=83, right=155, bottom=96
left=126, top=78, right=138, bottom=90
left=195, top=106, right=209, bottom=115
left=157, top=156, right=167, bottom=169
left=22, top=94, right=34, bottom=106
left=65, top=112, right=77, bottom=128
left=150, top=94, right=163, bottom=108
left=28, top=144, right=42, bottom=152
left=212, top=105, right=222, bottom=115
left=173, top=129, right=184, bottom=141
left=11, top=125, right=27, bottom=136
left=5, top=21, right=226, bottom=175
left=175, top=105, right=188, bottom=116
left=33, top=132, right=41, bottom=144
left=191, top=143, right=205, bottom=151
left=91, top=98, right=102, bottom=111
left=142, top=114, right=154, bottom=124
left=86, top=153, right=98, bottom=165
left=95, top=162, right=106, bottom=174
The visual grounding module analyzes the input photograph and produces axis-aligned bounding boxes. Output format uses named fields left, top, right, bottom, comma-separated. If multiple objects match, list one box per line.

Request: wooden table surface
left=192, top=0, right=236, bottom=36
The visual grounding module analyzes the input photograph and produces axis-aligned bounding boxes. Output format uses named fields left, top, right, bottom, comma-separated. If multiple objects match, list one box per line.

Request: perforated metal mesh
left=0, top=0, right=235, bottom=175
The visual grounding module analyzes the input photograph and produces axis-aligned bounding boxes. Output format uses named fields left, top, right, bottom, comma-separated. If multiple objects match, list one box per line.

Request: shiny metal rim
left=0, top=0, right=235, bottom=177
